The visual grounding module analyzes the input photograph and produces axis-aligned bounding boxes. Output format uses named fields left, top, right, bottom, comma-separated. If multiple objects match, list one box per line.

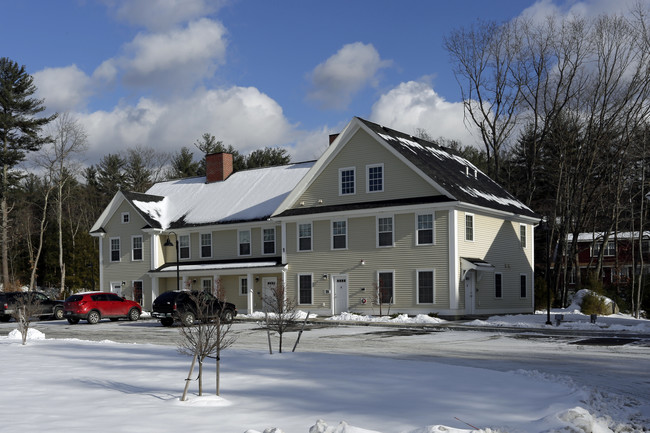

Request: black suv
left=0, top=291, right=64, bottom=322
left=152, top=290, right=237, bottom=326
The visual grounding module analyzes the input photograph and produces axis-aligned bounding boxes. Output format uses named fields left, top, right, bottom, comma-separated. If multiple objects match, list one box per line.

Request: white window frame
left=377, top=216, right=394, bottom=248
left=297, top=222, right=313, bottom=252
left=377, top=270, right=395, bottom=304
left=238, top=229, right=251, bottom=256
left=200, top=233, right=212, bottom=258
left=239, top=276, right=249, bottom=296
left=465, top=213, right=474, bottom=242
left=179, top=234, right=190, bottom=260
left=297, top=273, right=313, bottom=305
left=331, top=220, right=348, bottom=250
left=495, top=272, right=503, bottom=299
left=201, top=278, right=212, bottom=292
left=262, top=227, right=276, bottom=255
left=520, top=224, right=527, bottom=248
left=366, top=163, right=384, bottom=193
left=416, top=269, right=435, bottom=304
left=416, top=212, right=435, bottom=246
left=339, top=167, right=356, bottom=196
left=121, top=212, right=130, bottom=224
left=131, top=235, right=143, bottom=261
left=110, top=237, right=121, bottom=262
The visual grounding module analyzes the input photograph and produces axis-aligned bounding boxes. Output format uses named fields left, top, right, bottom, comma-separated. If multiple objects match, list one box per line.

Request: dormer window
left=121, top=212, right=130, bottom=224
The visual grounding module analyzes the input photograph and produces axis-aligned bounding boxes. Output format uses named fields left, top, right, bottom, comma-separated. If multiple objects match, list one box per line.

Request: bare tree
left=177, top=287, right=236, bottom=399
left=261, top=283, right=299, bottom=354
left=12, top=291, right=42, bottom=345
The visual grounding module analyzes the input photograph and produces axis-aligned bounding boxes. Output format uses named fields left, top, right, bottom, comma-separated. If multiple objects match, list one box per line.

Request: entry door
left=464, top=272, right=476, bottom=315
left=262, top=277, right=278, bottom=308
left=333, top=275, right=348, bottom=314
left=111, top=282, right=122, bottom=297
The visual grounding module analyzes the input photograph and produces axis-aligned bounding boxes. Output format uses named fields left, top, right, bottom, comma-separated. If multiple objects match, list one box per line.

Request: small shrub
left=389, top=313, right=401, bottom=319
left=580, top=292, right=610, bottom=315
left=427, top=312, right=439, bottom=318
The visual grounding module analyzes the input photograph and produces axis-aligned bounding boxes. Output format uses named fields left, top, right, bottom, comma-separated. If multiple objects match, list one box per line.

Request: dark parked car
left=152, top=290, right=237, bottom=326
left=0, top=291, right=64, bottom=322
left=64, top=292, right=141, bottom=324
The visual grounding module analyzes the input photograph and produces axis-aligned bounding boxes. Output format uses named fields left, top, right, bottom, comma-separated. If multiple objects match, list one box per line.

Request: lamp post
left=164, top=232, right=180, bottom=291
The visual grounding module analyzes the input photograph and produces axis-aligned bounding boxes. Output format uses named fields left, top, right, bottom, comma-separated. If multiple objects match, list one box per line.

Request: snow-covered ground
left=3, top=301, right=650, bottom=433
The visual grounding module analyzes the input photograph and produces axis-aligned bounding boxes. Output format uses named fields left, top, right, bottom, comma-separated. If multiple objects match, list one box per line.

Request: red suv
left=64, top=292, right=141, bottom=324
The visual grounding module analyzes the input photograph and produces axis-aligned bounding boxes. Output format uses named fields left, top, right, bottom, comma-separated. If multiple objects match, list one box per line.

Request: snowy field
left=2, top=304, right=649, bottom=433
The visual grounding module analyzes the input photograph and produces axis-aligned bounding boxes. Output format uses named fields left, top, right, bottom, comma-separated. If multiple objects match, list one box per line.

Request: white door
left=111, top=282, right=122, bottom=297
left=464, top=272, right=476, bottom=315
left=333, top=275, right=348, bottom=314
left=262, top=277, right=278, bottom=308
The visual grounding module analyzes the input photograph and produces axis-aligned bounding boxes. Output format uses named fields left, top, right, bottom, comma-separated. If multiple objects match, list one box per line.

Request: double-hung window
left=332, top=220, right=347, bottom=249
left=110, top=237, right=120, bottom=262
left=201, top=278, right=212, bottom=292
left=239, top=230, right=251, bottom=256
left=263, top=228, right=276, bottom=254
left=298, top=274, right=313, bottom=304
left=520, top=225, right=527, bottom=248
left=417, top=270, right=434, bottom=304
left=131, top=235, right=143, bottom=261
left=377, top=216, right=393, bottom=247
left=416, top=213, right=434, bottom=245
left=179, top=235, right=190, bottom=259
left=239, top=277, right=248, bottom=296
left=121, top=212, right=130, bottom=224
left=367, top=164, right=384, bottom=193
left=298, top=223, right=312, bottom=251
left=200, top=233, right=212, bottom=258
left=495, top=273, right=503, bottom=298
left=378, top=271, right=394, bottom=304
left=339, top=167, right=355, bottom=195
left=465, top=213, right=474, bottom=241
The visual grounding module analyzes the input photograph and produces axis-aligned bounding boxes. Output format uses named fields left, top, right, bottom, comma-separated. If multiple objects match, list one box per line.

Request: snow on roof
left=136, top=162, right=314, bottom=230
left=568, top=231, right=650, bottom=242
left=156, top=261, right=279, bottom=272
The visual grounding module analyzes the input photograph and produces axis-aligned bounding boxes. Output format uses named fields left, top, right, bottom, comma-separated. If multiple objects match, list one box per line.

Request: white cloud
left=77, top=86, right=296, bottom=164
left=370, top=80, right=479, bottom=148
left=120, top=18, right=227, bottom=93
left=521, top=0, right=643, bottom=22
left=33, top=65, right=94, bottom=113
left=106, top=0, right=222, bottom=31
left=307, top=42, right=391, bottom=110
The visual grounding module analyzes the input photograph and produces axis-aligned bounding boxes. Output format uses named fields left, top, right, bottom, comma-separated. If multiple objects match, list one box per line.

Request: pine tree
left=0, top=58, right=56, bottom=288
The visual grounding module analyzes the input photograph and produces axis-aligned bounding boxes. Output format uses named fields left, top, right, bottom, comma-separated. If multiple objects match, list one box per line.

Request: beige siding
left=285, top=210, right=450, bottom=314
left=295, top=129, right=442, bottom=210
left=457, top=211, right=534, bottom=312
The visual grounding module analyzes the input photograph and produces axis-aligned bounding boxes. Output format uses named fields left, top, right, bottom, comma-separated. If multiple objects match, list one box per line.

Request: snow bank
left=7, top=328, right=45, bottom=341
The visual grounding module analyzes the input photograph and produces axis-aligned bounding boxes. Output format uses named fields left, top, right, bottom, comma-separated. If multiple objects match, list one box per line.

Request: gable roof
left=137, top=161, right=314, bottom=230
left=274, top=117, right=538, bottom=220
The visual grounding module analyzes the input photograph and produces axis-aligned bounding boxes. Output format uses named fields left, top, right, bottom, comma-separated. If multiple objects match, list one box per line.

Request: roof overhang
left=461, top=257, right=495, bottom=280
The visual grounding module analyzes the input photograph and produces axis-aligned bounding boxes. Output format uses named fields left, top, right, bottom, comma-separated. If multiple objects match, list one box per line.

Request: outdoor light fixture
left=322, top=274, right=328, bottom=280
left=164, top=232, right=180, bottom=291
left=360, top=259, right=365, bottom=266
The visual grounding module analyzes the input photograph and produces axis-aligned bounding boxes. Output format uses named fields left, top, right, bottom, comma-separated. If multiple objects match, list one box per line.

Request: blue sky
left=2, top=0, right=642, bottom=164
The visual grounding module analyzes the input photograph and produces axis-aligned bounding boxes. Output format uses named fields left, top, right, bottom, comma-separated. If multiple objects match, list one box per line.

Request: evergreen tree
left=246, top=147, right=291, bottom=169
left=0, top=57, right=56, bottom=287
left=95, top=153, right=126, bottom=201
left=169, top=146, right=200, bottom=179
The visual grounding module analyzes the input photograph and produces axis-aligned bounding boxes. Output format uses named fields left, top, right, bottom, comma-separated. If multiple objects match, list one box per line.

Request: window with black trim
left=520, top=274, right=527, bottom=298
left=240, top=277, right=248, bottom=295
left=495, top=273, right=503, bottom=298
left=298, top=274, right=313, bottom=304
left=378, top=271, right=394, bottom=304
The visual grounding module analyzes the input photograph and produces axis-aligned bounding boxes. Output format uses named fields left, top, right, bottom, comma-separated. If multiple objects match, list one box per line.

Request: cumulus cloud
left=370, top=80, right=478, bottom=148
left=105, top=0, right=221, bottom=31
left=33, top=65, right=94, bottom=113
left=521, top=0, right=643, bottom=22
left=307, top=42, right=391, bottom=110
left=77, top=86, right=296, bottom=163
left=120, top=18, right=227, bottom=93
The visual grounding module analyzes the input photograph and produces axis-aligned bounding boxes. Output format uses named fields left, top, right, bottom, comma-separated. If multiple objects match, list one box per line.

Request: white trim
left=331, top=219, right=348, bottom=250
left=449, top=209, right=459, bottom=310
left=239, top=276, right=249, bottom=296
left=338, top=166, right=356, bottom=196
left=131, top=235, right=143, bottom=261
left=464, top=212, right=475, bottom=242
left=200, top=232, right=213, bottom=259
left=366, top=163, right=384, bottom=193
left=376, top=270, right=395, bottom=304
left=238, top=229, right=251, bottom=256
left=519, top=224, right=527, bottom=248
left=201, top=277, right=213, bottom=292
left=297, top=222, right=313, bottom=252
left=178, top=234, right=191, bottom=260
left=297, top=273, right=313, bottom=305
left=98, top=237, right=104, bottom=291
left=262, top=227, right=276, bottom=255
left=281, top=221, right=287, bottom=263
left=121, top=212, right=130, bottom=224
left=416, top=268, right=435, bottom=304
left=415, top=211, right=435, bottom=246
left=376, top=215, right=394, bottom=248
left=109, top=237, right=121, bottom=262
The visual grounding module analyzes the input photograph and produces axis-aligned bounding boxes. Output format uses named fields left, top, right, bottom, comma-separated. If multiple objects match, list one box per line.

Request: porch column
left=246, top=273, right=254, bottom=314
left=151, top=277, right=159, bottom=311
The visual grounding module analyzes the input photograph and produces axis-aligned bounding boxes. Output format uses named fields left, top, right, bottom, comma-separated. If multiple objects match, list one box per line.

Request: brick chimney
left=206, top=152, right=233, bottom=183
left=329, top=133, right=339, bottom=145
